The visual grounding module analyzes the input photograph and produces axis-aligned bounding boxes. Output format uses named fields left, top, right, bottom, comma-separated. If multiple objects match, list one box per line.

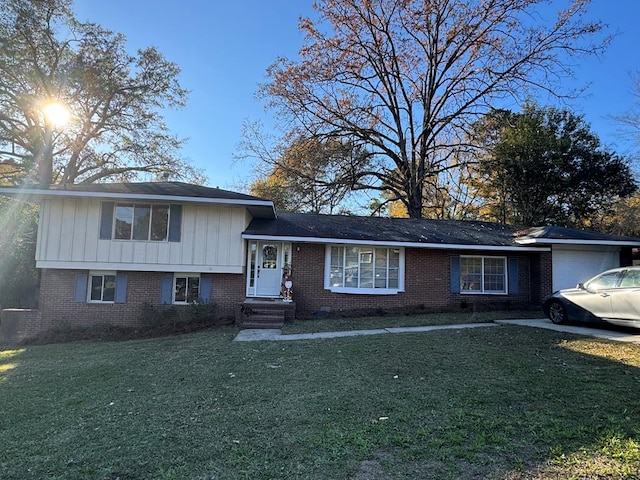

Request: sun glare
left=42, top=102, right=70, bottom=128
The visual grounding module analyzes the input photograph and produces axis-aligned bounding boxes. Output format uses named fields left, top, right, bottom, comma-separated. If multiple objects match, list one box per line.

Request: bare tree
left=261, top=0, right=608, bottom=218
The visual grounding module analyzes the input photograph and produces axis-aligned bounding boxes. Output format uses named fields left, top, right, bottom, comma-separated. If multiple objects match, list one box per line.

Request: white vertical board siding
left=205, top=207, right=220, bottom=266
left=180, top=205, right=246, bottom=268
left=191, top=206, right=207, bottom=264
left=58, top=199, right=76, bottom=260
left=82, top=199, right=99, bottom=262
left=71, top=199, right=88, bottom=261
left=37, top=199, right=249, bottom=272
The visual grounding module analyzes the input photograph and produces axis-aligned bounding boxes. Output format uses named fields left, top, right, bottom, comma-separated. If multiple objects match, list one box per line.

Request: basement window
left=89, top=271, right=116, bottom=303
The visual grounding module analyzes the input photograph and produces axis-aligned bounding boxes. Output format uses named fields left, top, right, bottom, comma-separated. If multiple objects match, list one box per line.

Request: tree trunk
left=406, top=182, right=423, bottom=218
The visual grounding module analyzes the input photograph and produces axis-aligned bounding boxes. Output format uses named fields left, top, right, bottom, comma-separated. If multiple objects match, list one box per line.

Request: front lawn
left=1, top=323, right=639, bottom=479
left=282, top=309, right=542, bottom=334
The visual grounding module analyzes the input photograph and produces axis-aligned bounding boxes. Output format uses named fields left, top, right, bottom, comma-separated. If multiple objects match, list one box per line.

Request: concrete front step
left=237, top=299, right=296, bottom=328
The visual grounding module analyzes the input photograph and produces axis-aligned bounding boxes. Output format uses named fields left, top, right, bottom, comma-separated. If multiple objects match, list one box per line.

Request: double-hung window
left=460, top=256, right=507, bottom=294
left=327, top=246, right=403, bottom=294
left=114, top=204, right=169, bottom=241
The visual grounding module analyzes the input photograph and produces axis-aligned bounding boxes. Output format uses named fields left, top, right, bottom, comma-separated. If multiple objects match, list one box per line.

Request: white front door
left=255, top=242, right=282, bottom=296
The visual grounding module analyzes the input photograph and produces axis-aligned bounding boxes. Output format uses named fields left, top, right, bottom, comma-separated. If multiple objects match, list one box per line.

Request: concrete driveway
left=496, top=318, right=640, bottom=344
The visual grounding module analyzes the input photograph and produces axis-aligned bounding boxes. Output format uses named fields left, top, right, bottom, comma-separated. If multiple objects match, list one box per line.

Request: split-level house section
left=1, top=183, right=275, bottom=335
left=0, top=181, right=638, bottom=342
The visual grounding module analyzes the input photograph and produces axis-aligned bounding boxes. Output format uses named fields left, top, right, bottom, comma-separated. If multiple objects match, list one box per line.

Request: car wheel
left=547, top=300, right=568, bottom=324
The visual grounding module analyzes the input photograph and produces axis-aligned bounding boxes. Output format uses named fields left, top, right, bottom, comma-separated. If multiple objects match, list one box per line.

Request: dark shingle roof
left=50, top=181, right=267, bottom=202
left=519, top=225, right=640, bottom=243
left=245, top=212, right=521, bottom=246
left=245, top=213, right=640, bottom=248
left=0, top=182, right=275, bottom=217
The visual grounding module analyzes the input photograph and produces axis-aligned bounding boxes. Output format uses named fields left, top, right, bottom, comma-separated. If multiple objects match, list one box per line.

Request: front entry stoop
left=237, top=299, right=296, bottom=329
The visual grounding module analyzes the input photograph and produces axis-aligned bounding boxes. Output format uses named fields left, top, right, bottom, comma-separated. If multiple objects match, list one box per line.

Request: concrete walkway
left=234, top=318, right=640, bottom=344
left=233, top=322, right=497, bottom=342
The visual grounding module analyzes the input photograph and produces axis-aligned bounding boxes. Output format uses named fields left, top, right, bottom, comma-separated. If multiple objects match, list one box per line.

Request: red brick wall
left=532, top=251, right=553, bottom=302
left=290, top=243, right=539, bottom=318
left=37, top=269, right=245, bottom=331
left=32, top=244, right=547, bottom=330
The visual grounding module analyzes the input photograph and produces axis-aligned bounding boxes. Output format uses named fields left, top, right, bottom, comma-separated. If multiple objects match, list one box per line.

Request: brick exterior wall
left=15, top=243, right=549, bottom=336
left=290, top=243, right=543, bottom=318
left=34, top=269, right=246, bottom=333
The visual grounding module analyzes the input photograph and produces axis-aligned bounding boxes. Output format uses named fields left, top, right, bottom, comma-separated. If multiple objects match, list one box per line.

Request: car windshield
left=585, top=271, right=621, bottom=291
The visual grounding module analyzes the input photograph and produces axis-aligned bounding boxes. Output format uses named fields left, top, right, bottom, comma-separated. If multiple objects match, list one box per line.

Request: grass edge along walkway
left=234, top=321, right=500, bottom=341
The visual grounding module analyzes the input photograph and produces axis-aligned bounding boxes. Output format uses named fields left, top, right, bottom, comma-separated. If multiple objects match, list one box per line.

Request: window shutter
left=200, top=277, right=212, bottom=303
left=115, top=275, right=128, bottom=303
left=168, top=205, right=182, bottom=242
left=508, top=257, right=519, bottom=295
left=160, top=275, right=173, bottom=304
left=99, top=202, right=114, bottom=239
left=74, top=273, right=88, bottom=302
left=450, top=256, right=461, bottom=293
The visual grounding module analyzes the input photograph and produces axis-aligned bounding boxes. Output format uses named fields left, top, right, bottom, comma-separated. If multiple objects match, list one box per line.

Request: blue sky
left=73, top=0, right=640, bottom=189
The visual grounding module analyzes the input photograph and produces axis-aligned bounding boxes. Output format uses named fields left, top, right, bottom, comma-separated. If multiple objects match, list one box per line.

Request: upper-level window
left=326, top=245, right=403, bottom=294
left=460, top=256, right=507, bottom=294
left=114, top=204, right=169, bottom=241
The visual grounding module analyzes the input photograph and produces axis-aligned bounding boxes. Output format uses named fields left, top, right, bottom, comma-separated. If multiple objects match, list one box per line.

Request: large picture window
left=460, top=256, right=507, bottom=294
left=114, top=204, right=169, bottom=241
left=327, top=246, right=403, bottom=294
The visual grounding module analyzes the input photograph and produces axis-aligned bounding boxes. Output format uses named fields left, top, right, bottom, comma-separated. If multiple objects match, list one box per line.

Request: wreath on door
left=263, top=245, right=277, bottom=259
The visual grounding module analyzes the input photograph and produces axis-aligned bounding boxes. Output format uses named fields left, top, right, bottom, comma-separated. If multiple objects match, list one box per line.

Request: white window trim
left=113, top=203, right=170, bottom=242
left=324, top=245, right=405, bottom=295
left=87, top=270, right=117, bottom=303
left=173, top=273, right=201, bottom=304
left=460, top=255, right=507, bottom=295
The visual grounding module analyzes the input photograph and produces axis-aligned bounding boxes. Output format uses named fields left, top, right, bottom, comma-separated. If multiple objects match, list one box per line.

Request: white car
left=543, top=267, right=640, bottom=328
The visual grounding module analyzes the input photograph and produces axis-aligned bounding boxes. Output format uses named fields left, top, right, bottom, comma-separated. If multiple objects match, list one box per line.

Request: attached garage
left=551, top=246, right=619, bottom=291
left=515, top=225, right=640, bottom=294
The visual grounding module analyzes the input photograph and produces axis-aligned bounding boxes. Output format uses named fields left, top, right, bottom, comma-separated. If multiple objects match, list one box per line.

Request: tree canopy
left=0, top=0, right=203, bottom=186
left=248, top=136, right=366, bottom=214
left=466, top=103, right=637, bottom=227
left=261, top=0, right=608, bottom=218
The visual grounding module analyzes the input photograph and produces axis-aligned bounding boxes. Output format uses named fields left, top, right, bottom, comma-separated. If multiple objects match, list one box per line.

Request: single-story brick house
left=0, top=181, right=638, bottom=339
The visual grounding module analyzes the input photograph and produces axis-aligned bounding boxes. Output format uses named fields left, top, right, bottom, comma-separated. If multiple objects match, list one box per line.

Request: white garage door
left=552, top=246, right=620, bottom=291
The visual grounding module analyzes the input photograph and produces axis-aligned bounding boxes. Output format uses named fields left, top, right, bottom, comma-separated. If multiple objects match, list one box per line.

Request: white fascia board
left=516, top=238, right=640, bottom=247
left=242, top=234, right=549, bottom=252
left=0, top=187, right=274, bottom=209
left=36, top=261, right=244, bottom=274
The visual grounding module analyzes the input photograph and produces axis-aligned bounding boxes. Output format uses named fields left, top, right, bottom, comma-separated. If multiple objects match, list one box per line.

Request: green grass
left=1, top=321, right=639, bottom=479
left=282, top=309, right=542, bottom=334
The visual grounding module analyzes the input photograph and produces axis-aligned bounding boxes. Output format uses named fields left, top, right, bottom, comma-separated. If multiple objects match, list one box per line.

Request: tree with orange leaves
left=261, top=0, right=608, bottom=218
